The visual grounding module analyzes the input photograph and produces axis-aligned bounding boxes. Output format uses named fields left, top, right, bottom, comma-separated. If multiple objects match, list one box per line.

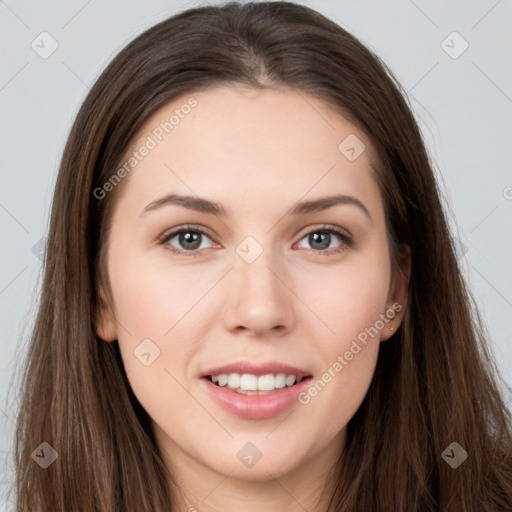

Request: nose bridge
left=223, top=234, right=295, bottom=335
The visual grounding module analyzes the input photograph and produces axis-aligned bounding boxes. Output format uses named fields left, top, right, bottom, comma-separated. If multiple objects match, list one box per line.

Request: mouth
left=198, top=365, right=314, bottom=420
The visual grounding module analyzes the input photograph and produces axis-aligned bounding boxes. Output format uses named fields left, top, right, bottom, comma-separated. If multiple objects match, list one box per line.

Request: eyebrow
left=140, top=193, right=372, bottom=223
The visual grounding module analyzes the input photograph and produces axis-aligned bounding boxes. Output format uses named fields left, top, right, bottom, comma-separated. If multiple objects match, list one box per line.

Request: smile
left=208, top=372, right=305, bottom=394
left=199, top=362, right=313, bottom=419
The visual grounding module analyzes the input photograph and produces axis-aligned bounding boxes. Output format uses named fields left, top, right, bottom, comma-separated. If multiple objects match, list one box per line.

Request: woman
left=12, top=2, right=512, bottom=510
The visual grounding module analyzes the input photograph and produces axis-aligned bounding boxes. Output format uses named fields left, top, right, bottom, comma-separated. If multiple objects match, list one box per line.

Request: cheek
left=107, top=255, right=201, bottom=418
left=296, top=268, right=388, bottom=438
left=107, top=247, right=218, bottom=404
left=292, top=250, right=390, bottom=419
left=297, top=253, right=391, bottom=350
left=297, top=339, right=379, bottom=453
left=107, top=247, right=208, bottom=338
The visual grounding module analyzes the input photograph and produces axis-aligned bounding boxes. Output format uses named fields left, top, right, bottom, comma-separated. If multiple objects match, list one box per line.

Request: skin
left=96, top=85, right=410, bottom=512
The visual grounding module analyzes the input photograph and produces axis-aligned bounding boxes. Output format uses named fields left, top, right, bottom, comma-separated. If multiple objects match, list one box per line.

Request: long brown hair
left=11, top=2, right=512, bottom=510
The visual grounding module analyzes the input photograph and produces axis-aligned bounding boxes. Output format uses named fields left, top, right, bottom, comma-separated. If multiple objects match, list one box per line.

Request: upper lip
left=200, top=360, right=312, bottom=380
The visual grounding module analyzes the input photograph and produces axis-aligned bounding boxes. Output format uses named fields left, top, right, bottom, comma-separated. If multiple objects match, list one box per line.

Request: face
left=96, top=85, right=409, bottom=488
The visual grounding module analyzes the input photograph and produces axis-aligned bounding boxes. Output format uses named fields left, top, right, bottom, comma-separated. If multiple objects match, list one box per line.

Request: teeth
left=274, top=373, right=286, bottom=389
left=258, top=374, right=275, bottom=391
left=228, top=373, right=240, bottom=388
left=209, top=372, right=302, bottom=392
left=285, top=374, right=296, bottom=387
left=240, top=373, right=258, bottom=390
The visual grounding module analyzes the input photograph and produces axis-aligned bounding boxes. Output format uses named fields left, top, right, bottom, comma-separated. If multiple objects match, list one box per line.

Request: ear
left=95, top=285, right=118, bottom=342
left=380, top=244, right=411, bottom=341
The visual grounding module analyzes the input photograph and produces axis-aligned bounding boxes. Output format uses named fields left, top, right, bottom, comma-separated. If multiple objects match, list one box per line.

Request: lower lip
left=199, top=377, right=313, bottom=420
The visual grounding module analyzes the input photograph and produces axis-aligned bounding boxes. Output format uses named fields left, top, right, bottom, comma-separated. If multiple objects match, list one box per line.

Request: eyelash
left=158, top=224, right=353, bottom=257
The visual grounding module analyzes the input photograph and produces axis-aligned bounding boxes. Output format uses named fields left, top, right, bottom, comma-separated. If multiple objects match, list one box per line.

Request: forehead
left=115, top=85, right=383, bottom=219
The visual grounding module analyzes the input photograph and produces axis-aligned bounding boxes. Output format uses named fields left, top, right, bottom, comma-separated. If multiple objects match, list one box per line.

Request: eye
left=159, top=225, right=215, bottom=256
left=295, top=225, right=353, bottom=254
left=158, top=224, right=353, bottom=256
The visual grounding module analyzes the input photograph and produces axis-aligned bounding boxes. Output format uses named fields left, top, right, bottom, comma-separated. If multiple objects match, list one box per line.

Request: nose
left=222, top=246, right=296, bottom=338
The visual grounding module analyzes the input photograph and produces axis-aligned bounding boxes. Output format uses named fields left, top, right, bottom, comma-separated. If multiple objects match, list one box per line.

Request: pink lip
left=200, top=360, right=311, bottom=380
left=198, top=360, right=313, bottom=420
left=199, top=376, right=313, bottom=420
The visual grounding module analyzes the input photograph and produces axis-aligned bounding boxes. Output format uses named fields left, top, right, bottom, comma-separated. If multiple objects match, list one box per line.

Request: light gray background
left=1, top=0, right=511, bottom=508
